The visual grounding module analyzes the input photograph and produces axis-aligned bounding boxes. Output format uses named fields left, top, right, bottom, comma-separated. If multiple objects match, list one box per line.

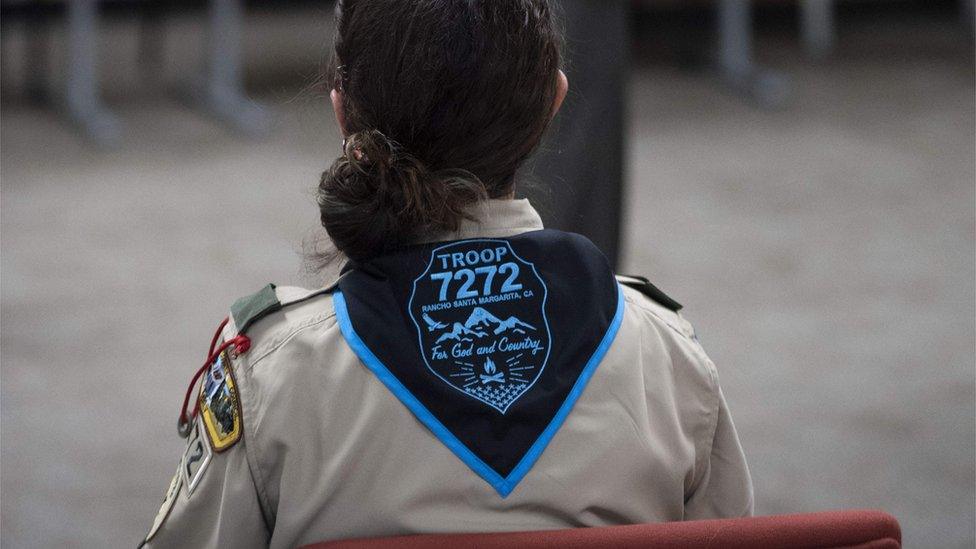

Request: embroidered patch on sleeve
left=181, top=418, right=212, bottom=497
left=199, top=350, right=242, bottom=452
left=144, top=463, right=182, bottom=543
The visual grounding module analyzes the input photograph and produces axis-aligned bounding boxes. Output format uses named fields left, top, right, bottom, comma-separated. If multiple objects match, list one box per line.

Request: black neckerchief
left=334, top=229, right=622, bottom=497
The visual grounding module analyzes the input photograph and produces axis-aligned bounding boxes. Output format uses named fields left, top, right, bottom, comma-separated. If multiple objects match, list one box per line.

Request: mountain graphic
left=463, top=307, right=536, bottom=335
left=494, top=316, right=536, bottom=335
left=435, top=322, right=487, bottom=344
left=464, top=307, right=502, bottom=330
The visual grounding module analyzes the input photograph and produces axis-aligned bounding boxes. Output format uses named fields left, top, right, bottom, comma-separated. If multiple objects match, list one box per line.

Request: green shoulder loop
left=229, top=279, right=345, bottom=336
left=230, top=283, right=282, bottom=335
left=615, top=274, right=683, bottom=312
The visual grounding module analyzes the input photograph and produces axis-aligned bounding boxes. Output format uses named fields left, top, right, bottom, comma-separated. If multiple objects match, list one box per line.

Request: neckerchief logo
left=409, top=239, right=551, bottom=413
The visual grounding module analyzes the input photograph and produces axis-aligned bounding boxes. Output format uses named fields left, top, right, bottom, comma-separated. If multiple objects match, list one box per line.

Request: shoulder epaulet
left=230, top=283, right=282, bottom=335
left=615, top=274, right=683, bottom=312
left=230, top=279, right=344, bottom=335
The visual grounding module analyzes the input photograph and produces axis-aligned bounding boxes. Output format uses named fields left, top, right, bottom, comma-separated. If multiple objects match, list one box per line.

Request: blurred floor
left=2, top=7, right=974, bottom=549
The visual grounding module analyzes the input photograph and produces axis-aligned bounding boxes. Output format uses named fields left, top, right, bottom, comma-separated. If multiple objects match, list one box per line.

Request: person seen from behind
left=140, top=1, right=753, bottom=547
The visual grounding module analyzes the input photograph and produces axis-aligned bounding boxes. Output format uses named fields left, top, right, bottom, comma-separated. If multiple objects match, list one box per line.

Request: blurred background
left=1, top=0, right=973, bottom=547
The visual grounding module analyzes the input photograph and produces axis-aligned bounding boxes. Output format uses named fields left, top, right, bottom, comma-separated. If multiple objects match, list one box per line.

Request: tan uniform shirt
left=142, top=199, right=753, bottom=549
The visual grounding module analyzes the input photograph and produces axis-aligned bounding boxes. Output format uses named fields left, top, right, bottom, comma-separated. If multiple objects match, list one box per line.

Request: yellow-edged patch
left=199, top=350, right=242, bottom=452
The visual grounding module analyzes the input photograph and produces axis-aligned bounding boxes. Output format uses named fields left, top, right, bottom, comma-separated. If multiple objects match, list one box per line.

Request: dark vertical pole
left=521, top=0, right=629, bottom=269
left=138, top=1, right=167, bottom=87
left=800, top=0, right=835, bottom=60
left=25, top=6, right=49, bottom=103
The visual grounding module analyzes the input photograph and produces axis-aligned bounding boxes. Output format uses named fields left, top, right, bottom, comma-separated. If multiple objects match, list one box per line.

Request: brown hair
left=317, top=0, right=562, bottom=262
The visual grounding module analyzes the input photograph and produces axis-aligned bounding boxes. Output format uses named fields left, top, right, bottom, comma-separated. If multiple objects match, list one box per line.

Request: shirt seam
left=623, top=288, right=721, bottom=496
left=244, top=312, right=337, bottom=373
left=689, top=355, right=721, bottom=497
left=623, top=291, right=693, bottom=343
left=233, top=352, right=275, bottom=530
left=243, top=430, right=274, bottom=535
left=235, top=311, right=339, bottom=528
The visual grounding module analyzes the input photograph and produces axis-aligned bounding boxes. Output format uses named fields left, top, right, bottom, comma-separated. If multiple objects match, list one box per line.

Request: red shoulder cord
left=177, top=317, right=251, bottom=437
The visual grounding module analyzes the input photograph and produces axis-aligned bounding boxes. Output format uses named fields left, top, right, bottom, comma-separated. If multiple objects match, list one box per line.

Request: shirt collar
left=419, top=198, right=545, bottom=243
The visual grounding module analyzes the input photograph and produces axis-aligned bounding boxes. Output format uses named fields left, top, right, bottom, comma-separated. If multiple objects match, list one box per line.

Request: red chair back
left=303, top=509, right=901, bottom=549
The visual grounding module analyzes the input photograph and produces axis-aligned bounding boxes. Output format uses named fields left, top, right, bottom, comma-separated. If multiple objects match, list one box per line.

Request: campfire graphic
left=479, top=358, right=505, bottom=385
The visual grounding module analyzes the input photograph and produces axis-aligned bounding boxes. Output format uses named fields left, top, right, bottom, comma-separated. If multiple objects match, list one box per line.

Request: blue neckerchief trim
left=332, top=283, right=626, bottom=497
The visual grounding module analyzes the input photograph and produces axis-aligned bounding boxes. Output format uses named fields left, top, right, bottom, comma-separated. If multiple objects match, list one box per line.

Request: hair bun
left=318, top=129, right=487, bottom=262
left=343, top=129, right=394, bottom=169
